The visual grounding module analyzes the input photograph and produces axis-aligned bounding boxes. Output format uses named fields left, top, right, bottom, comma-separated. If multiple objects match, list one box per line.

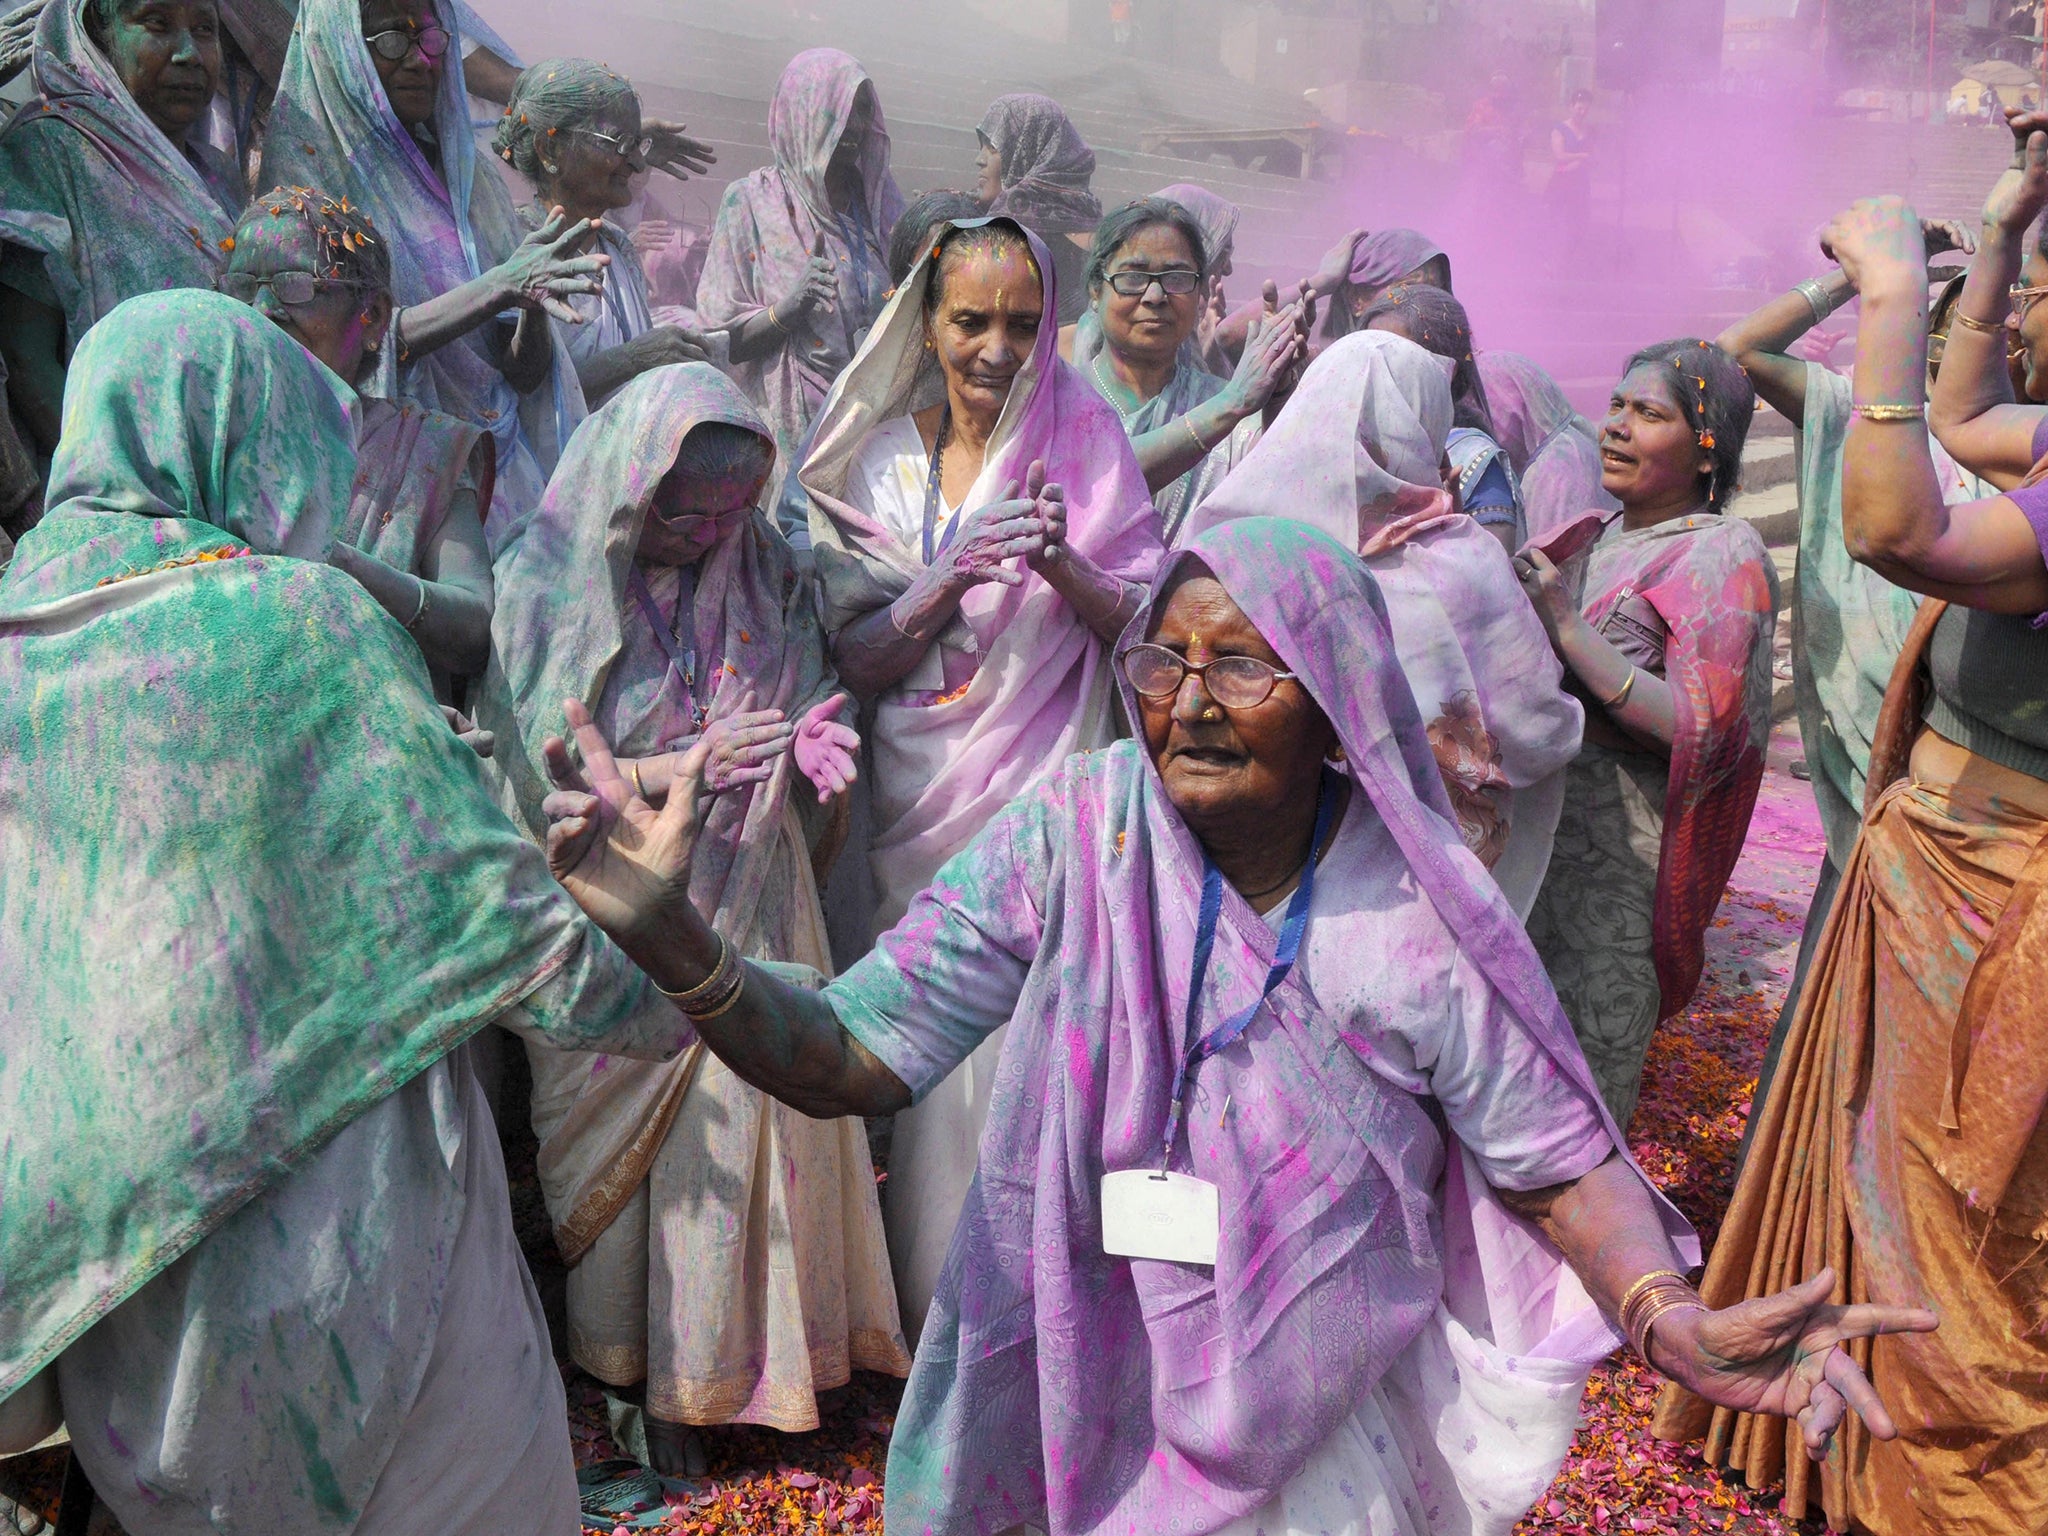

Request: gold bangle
left=1616, top=1268, right=1689, bottom=1322
left=1952, top=310, right=2006, bottom=335
left=1631, top=1293, right=1707, bottom=1363
left=1850, top=401, right=1926, bottom=422
left=1183, top=414, right=1212, bottom=455
left=657, top=932, right=734, bottom=1011
left=689, top=964, right=748, bottom=1021
left=1601, top=666, right=1638, bottom=712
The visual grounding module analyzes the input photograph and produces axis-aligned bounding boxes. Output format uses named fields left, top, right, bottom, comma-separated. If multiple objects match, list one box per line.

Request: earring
left=1325, top=744, right=1346, bottom=765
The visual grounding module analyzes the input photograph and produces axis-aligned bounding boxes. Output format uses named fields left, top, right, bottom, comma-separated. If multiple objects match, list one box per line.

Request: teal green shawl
left=0, top=292, right=618, bottom=1397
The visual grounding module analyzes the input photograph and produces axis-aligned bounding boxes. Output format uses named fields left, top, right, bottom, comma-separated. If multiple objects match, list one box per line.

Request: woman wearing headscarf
left=1322, top=225, right=1450, bottom=340
left=538, top=514, right=1935, bottom=1536
left=1186, top=329, right=1581, bottom=916
left=1518, top=339, right=1778, bottom=1127
left=1359, top=281, right=1526, bottom=551
left=0, top=0, right=242, bottom=475
left=697, top=48, right=902, bottom=518
left=478, top=362, right=909, bottom=1475
left=1073, top=198, right=1307, bottom=544
left=974, top=92, right=1101, bottom=328
left=798, top=215, right=1161, bottom=1334
left=0, top=290, right=695, bottom=1533
left=222, top=184, right=495, bottom=696
left=264, top=0, right=604, bottom=551
left=491, top=58, right=723, bottom=409
left=1478, top=349, right=1618, bottom=543
left=1654, top=177, right=2048, bottom=1536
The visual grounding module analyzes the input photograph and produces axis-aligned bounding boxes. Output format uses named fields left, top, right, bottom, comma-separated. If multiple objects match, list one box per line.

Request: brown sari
left=1652, top=598, right=2048, bottom=1534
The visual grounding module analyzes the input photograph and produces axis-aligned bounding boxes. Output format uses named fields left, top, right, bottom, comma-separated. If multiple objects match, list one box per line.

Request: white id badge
left=1100, top=1170, right=1220, bottom=1267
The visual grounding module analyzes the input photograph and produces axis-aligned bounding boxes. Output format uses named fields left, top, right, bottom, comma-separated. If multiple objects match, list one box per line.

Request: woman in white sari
left=1186, top=329, right=1583, bottom=916
left=798, top=215, right=1162, bottom=1334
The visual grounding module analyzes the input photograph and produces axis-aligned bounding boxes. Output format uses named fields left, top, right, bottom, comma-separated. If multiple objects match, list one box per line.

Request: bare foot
left=0, top=1492, right=46, bottom=1535
left=644, top=1416, right=708, bottom=1479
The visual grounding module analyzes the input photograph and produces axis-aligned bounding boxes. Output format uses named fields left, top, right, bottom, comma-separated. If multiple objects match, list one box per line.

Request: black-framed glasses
left=218, top=270, right=372, bottom=306
left=1120, top=643, right=1298, bottom=709
left=1104, top=267, right=1203, bottom=298
left=364, top=23, right=449, bottom=61
left=573, top=126, right=654, bottom=163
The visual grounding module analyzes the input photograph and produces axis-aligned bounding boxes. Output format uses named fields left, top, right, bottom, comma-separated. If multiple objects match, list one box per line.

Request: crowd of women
left=0, top=0, right=2039, bottom=1531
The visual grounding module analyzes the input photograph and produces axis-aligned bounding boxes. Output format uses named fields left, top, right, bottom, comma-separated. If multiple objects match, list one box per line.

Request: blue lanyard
left=1161, top=770, right=1340, bottom=1168
left=627, top=564, right=706, bottom=729
left=921, top=407, right=955, bottom=566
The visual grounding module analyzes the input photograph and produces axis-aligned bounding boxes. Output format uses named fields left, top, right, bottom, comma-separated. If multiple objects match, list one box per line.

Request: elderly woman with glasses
left=476, top=362, right=908, bottom=1479
left=492, top=58, right=722, bottom=409
left=536, top=514, right=1935, bottom=1536
left=221, top=185, right=495, bottom=695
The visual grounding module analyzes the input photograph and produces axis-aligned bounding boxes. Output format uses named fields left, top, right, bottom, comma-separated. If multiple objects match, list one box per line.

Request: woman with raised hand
left=1320, top=225, right=1452, bottom=341
left=1656, top=178, right=2048, bottom=1534
left=0, top=0, right=241, bottom=476
left=491, top=58, right=721, bottom=408
left=1185, top=329, right=1582, bottom=916
left=697, top=48, right=903, bottom=516
left=222, top=184, right=494, bottom=694
left=0, top=290, right=696, bottom=1534
left=1518, top=339, right=1778, bottom=1127
left=478, top=362, right=908, bottom=1479
left=534, top=514, right=1936, bottom=1536
left=264, top=0, right=604, bottom=549
left=798, top=214, right=1160, bottom=1335
left=1075, top=197, right=1307, bottom=543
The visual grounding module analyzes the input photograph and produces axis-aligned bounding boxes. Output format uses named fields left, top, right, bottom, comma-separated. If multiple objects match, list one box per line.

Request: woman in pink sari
left=1185, top=329, right=1582, bottom=917
left=1519, top=339, right=1779, bottom=1126
left=536, top=514, right=1934, bottom=1536
left=696, top=48, right=902, bottom=517
left=797, top=215, right=1161, bottom=1334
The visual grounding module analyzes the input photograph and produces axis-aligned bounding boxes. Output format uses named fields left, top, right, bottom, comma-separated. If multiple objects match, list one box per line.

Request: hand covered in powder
left=641, top=119, right=718, bottom=181
left=1983, top=108, right=2048, bottom=238
left=494, top=206, right=610, bottom=322
left=539, top=699, right=707, bottom=948
left=1309, top=227, right=1369, bottom=298
left=1220, top=294, right=1309, bottom=420
left=1819, top=196, right=1925, bottom=302
left=932, top=487, right=1047, bottom=591
left=440, top=704, right=494, bottom=759
left=1653, top=1269, right=1938, bottom=1462
left=1511, top=546, right=1575, bottom=647
left=792, top=694, right=860, bottom=802
left=1019, top=459, right=1069, bottom=575
left=699, top=694, right=796, bottom=791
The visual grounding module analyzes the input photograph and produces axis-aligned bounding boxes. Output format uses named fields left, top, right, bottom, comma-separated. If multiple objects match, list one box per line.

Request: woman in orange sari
left=1654, top=174, right=2048, bottom=1534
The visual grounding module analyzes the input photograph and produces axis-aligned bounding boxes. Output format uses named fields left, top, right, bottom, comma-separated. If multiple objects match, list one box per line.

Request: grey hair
left=492, top=57, right=638, bottom=183
left=671, top=421, right=775, bottom=487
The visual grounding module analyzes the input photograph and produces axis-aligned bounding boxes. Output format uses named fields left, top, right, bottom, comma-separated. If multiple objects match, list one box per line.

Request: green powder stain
left=283, top=1400, right=350, bottom=1521
left=328, top=1331, right=360, bottom=1406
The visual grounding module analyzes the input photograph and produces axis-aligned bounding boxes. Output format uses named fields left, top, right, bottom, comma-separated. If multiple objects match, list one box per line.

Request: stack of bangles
left=1618, top=1268, right=1707, bottom=1363
left=657, top=931, right=748, bottom=1020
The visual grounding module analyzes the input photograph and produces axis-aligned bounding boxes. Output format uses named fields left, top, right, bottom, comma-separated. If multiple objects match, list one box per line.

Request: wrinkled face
left=359, top=0, right=442, bottom=127
left=226, top=211, right=392, bottom=383
left=1094, top=222, right=1201, bottom=371
left=540, top=95, right=644, bottom=219
left=926, top=244, right=1043, bottom=418
left=102, top=0, right=222, bottom=141
left=637, top=455, right=766, bottom=567
left=1137, top=572, right=1335, bottom=836
left=972, top=131, right=1002, bottom=205
left=1599, top=364, right=1711, bottom=509
left=2017, top=247, right=2048, bottom=404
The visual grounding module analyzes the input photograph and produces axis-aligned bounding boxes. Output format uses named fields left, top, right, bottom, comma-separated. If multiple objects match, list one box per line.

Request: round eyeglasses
left=2011, top=281, right=2048, bottom=321
left=219, top=270, right=371, bottom=306
left=573, top=126, right=655, bottom=163
left=364, top=23, right=449, bottom=61
left=1120, top=643, right=1298, bottom=709
left=1103, top=268, right=1203, bottom=298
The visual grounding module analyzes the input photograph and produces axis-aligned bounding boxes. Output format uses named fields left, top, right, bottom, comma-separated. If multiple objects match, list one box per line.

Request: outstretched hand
left=1658, top=1269, right=1938, bottom=1461
left=497, top=206, right=610, bottom=322
left=641, top=117, right=717, bottom=181
left=792, top=693, right=860, bottom=801
left=538, top=699, right=708, bottom=947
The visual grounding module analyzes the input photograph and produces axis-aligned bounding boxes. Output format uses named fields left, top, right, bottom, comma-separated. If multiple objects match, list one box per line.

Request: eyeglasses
left=2011, top=282, right=2048, bottom=320
left=651, top=501, right=759, bottom=532
left=1103, top=268, right=1203, bottom=298
left=573, top=126, right=654, bottom=163
left=364, top=23, right=449, bottom=61
left=1120, top=643, right=1298, bottom=709
left=218, top=270, right=372, bottom=306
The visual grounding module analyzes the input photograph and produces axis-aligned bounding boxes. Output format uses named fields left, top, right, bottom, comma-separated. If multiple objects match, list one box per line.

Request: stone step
left=1729, top=481, right=1802, bottom=557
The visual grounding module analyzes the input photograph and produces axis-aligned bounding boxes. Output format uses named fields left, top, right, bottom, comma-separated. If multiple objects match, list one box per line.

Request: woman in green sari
left=0, top=290, right=693, bottom=1534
